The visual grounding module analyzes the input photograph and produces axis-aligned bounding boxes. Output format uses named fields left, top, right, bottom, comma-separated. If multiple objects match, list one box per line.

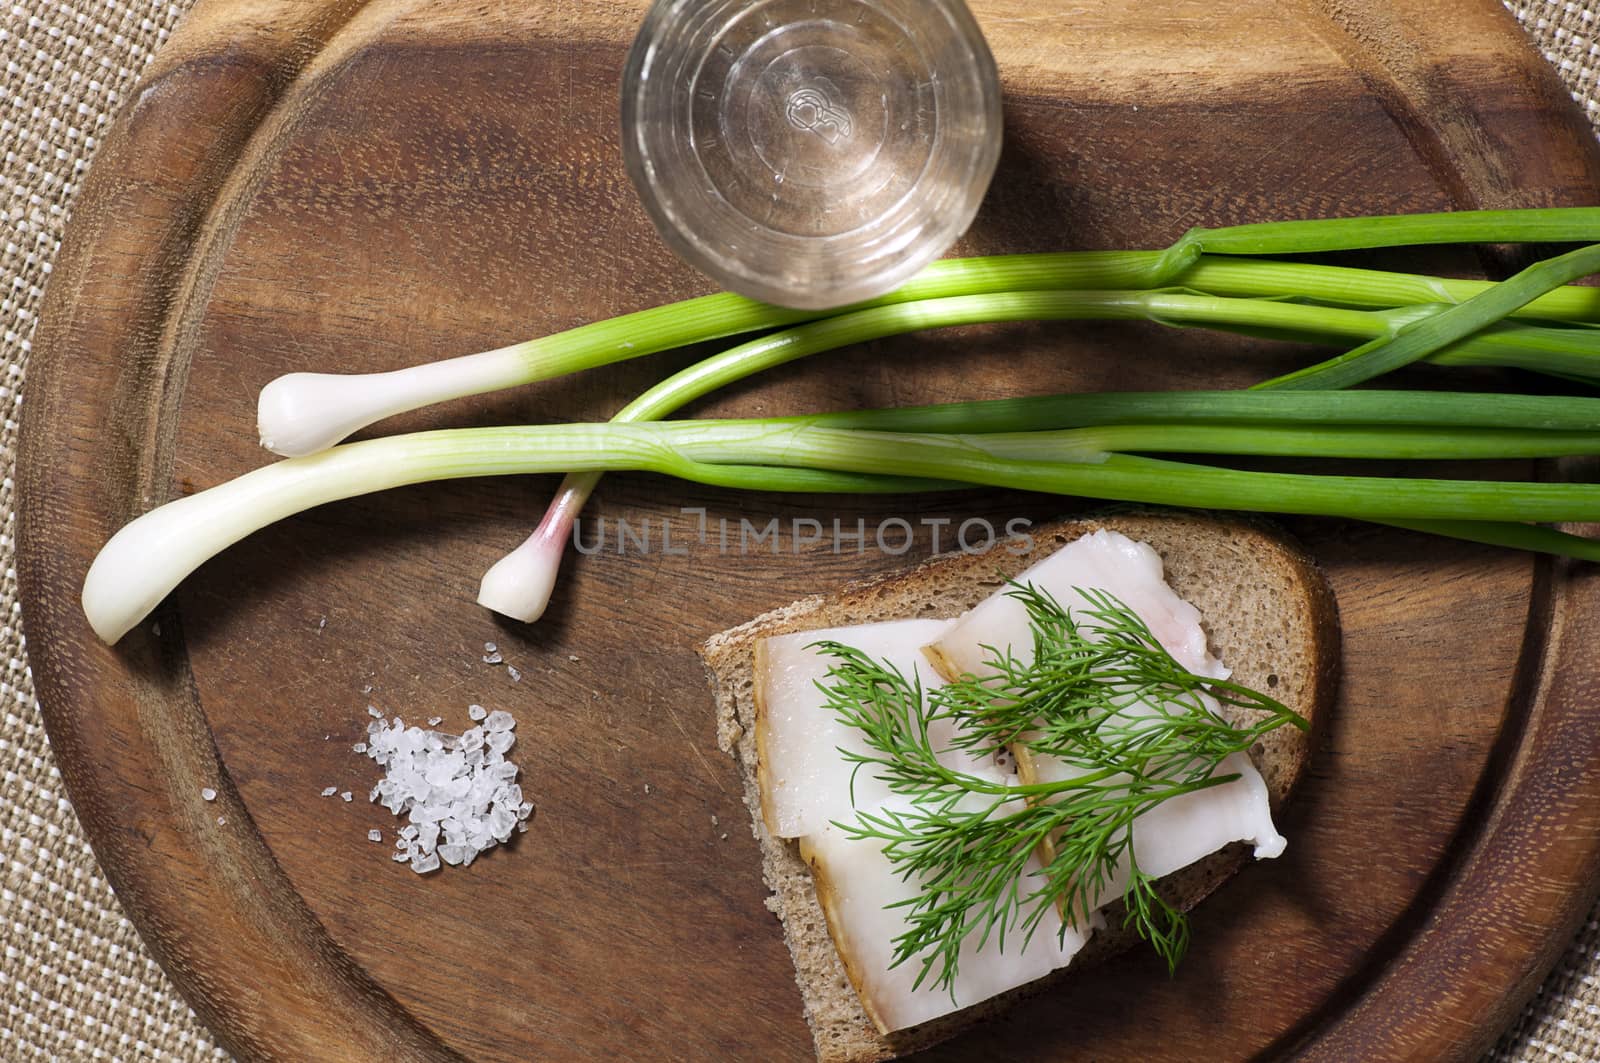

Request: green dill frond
left=812, top=583, right=1305, bottom=994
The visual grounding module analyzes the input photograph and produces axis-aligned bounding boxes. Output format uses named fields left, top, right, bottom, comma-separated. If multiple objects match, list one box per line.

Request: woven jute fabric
left=0, top=1, right=1596, bottom=1060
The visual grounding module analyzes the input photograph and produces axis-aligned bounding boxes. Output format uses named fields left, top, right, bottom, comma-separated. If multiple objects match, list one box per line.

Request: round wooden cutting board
left=16, top=0, right=1600, bottom=1059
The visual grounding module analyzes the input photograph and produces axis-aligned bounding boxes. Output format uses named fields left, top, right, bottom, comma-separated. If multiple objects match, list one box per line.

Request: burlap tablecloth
left=3, top=1, right=1600, bottom=1059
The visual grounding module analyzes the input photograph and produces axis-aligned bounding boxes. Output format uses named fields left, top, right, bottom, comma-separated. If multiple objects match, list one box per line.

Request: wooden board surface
left=15, top=0, right=1600, bottom=1059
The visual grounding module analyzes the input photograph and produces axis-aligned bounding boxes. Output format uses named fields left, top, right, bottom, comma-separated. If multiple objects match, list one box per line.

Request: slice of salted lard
left=923, top=529, right=1228, bottom=684
left=755, top=619, right=1089, bottom=1034
left=921, top=529, right=1286, bottom=884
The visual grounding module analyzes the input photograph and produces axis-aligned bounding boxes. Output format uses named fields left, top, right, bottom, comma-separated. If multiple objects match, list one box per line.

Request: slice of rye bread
left=698, top=513, right=1341, bottom=1063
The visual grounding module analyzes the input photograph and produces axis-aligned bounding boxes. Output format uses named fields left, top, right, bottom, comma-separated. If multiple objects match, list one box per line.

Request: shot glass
left=621, top=0, right=1003, bottom=309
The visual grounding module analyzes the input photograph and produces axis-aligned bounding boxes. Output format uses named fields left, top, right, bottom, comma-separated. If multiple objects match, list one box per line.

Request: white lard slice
left=921, top=530, right=1285, bottom=889
left=802, top=797, right=1086, bottom=1034
left=1025, top=743, right=1284, bottom=917
left=755, top=619, right=1089, bottom=1033
left=1132, top=751, right=1283, bottom=871
left=922, top=529, right=1228, bottom=684
left=756, top=619, right=958, bottom=840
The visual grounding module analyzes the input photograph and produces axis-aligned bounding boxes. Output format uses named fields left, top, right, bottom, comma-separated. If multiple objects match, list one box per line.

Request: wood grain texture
left=14, top=0, right=1600, bottom=1060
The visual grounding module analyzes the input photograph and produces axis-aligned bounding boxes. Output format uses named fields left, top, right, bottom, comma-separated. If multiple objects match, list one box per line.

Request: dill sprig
left=812, top=584, right=1306, bottom=997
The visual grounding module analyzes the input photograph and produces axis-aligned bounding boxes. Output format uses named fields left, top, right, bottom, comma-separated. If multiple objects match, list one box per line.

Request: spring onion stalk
left=694, top=395, right=1600, bottom=564
left=521, top=455, right=1600, bottom=563
left=1257, top=243, right=1600, bottom=390
left=1175, top=257, right=1600, bottom=321
left=699, top=399, right=1600, bottom=567
left=776, top=389, right=1600, bottom=433
left=257, top=208, right=1600, bottom=458
left=1172, top=207, right=1600, bottom=255
left=472, top=287, right=1238, bottom=617
left=477, top=478, right=602, bottom=620
left=481, top=285, right=1600, bottom=619
left=476, top=288, right=1167, bottom=618
left=1123, top=298, right=1600, bottom=379
left=259, top=255, right=1600, bottom=462
left=1428, top=323, right=1600, bottom=379
left=474, top=460, right=960, bottom=621
left=490, top=456, right=1600, bottom=563
left=86, top=414, right=1600, bottom=645
left=687, top=428, right=1600, bottom=521
left=256, top=252, right=1177, bottom=458
left=983, top=424, right=1600, bottom=461
left=1188, top=303, right=1600, bottom=381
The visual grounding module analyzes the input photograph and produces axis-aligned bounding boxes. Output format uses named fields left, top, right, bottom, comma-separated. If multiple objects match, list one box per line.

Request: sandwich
left=700, top=513, right=1339, bottom=1062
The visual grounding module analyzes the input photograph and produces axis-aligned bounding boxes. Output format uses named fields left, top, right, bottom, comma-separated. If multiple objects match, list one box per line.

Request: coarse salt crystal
left=483, top=651, right=503, bottom=665
left=368, top=830, right=382, bottom=843
left=507, top=665, right=522, bottom=683
left=367, top=705, right=382, bottom=718
left=352, top=742, right=367, bottom=754
left=484, top=642, right=498, bottom=653
left=489, top=807, right=515, bottom=839
left=321, top=786, right=338, bottom=797
left=427, top=716, right=443, bottom=727
left=340, top=792, right=353, bottom=802
left=200, top=788, right=217, bottom=802
left=356, top=704, right=536, bottom=875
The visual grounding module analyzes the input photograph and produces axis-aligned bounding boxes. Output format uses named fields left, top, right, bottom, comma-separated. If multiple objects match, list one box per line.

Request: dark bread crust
left=698, top=513, right=1340, bottom=1063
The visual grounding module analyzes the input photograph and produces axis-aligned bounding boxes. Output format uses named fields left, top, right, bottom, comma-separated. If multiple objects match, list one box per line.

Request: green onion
left=479, top=286, right=1600, bottom=619
left=983, top=424, right=1600, bottom=461
left=1174, top=206, right=1600, bottom=254
left=85, top=410, right=1600, bottom=645
left=1176, top=257, right=1600, bottom=321
left=256, top=254, right=1172, bottom=458
left=158, top=208, right=1600, bottom=632
left=1257, top=243, right=1600, bottom=390
left=256, top=208, right=1600, bottom=459
left=586, top=457, right=1600, bottom=563
left=781, top=388, right=1600, bottom=432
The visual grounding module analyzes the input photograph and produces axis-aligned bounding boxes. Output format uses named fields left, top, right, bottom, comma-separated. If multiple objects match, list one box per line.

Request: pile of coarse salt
left=362, top=705, right=533, bottom=874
